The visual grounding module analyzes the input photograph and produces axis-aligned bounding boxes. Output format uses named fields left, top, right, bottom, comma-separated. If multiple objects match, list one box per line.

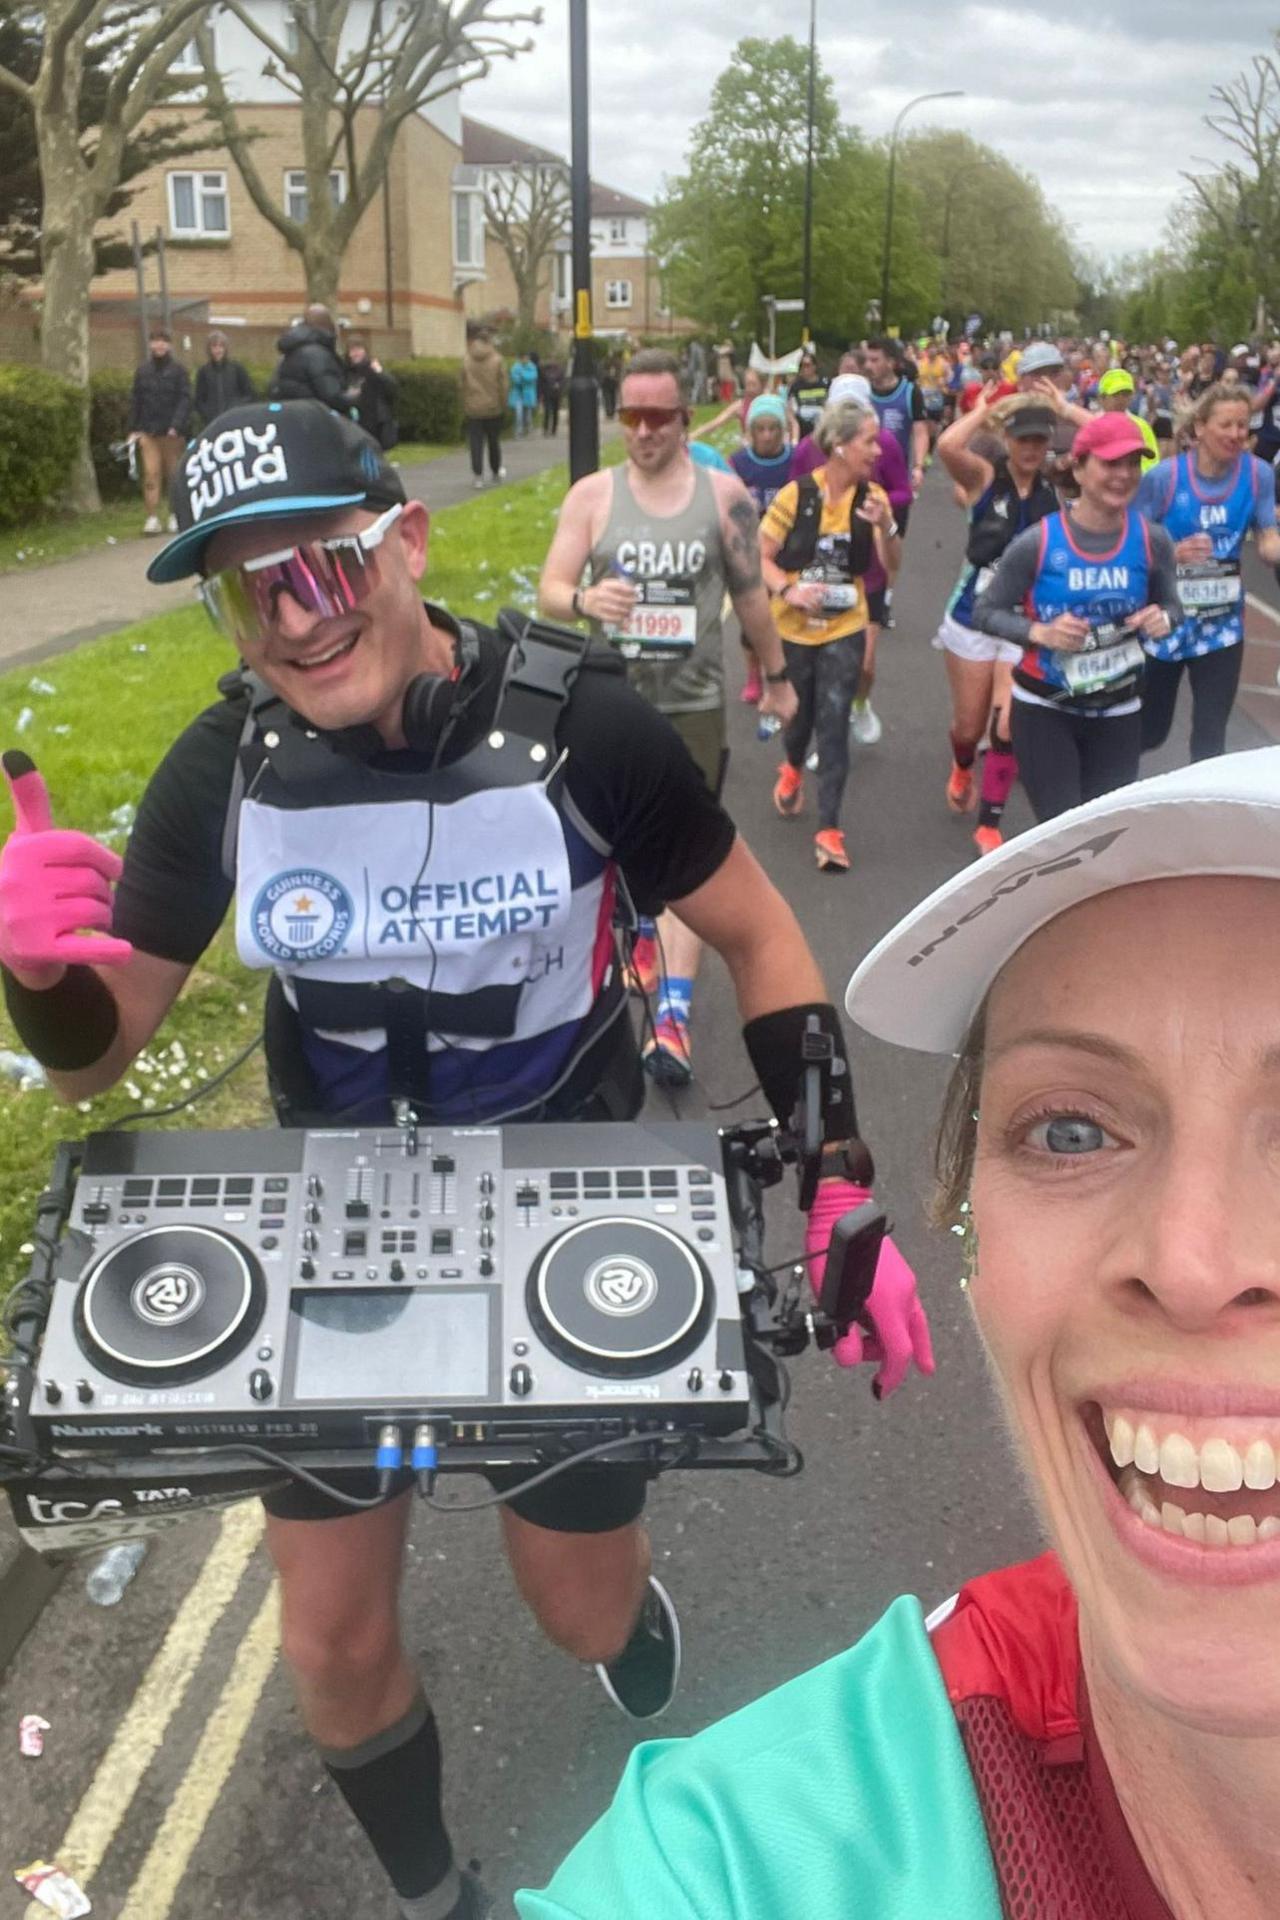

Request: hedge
left=0, top=366, right=85, bottom=526
left=89, top=368, right=136, bottom=501
left=383, top=357, right=464, bottom=444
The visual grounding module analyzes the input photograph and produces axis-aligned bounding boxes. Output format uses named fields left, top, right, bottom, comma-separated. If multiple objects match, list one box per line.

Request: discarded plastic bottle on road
left=756, top=715, right=782, bottom=741
left=85, top=1539, right=147, bottom=1606
left=0, top=1049, right=47, bottom=1089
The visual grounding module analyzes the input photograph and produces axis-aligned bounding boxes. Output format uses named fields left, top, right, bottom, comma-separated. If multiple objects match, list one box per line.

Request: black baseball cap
left=147, top=400, right=407, bottom=584
left=1004, top=403, right=1055, bottom=439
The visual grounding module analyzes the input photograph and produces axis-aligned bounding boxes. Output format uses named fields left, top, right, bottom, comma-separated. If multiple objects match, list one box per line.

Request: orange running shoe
left=773, top=763, right=804, bottom=816
left=813, top=828, right=850, bottom=872
left=972, top=824, right=1004, bottom=857
left=643, top=1013, right=693, bottom=1087
left=623, top=932, right=660, bottom=996
left=946, top=760, right=977, bottom=813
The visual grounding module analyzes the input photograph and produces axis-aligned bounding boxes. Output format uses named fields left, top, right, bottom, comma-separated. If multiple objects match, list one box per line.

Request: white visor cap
left=846, top=746, right=1280, bottom=1053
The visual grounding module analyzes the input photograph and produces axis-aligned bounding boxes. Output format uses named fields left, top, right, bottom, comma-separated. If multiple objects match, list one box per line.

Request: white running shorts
left=932, top=611, right=1021, bottom=667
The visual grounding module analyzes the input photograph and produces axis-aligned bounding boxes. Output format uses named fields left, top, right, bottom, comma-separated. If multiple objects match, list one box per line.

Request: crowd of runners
left=539, top=332, right=1280, bottom=1088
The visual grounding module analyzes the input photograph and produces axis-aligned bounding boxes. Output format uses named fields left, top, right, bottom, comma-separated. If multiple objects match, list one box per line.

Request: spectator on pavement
left=193, top=330, right=256, bottom=430
left=344, top=334, right=399, bottom=450
left=508, top=350, right=538, bottom=437
left=461, top=325, right=507, bottom=488
left=540, top=356, right=566, bottom=435
left=268, top=304, right=354, bottom=414
left=127, top=323, right=192, bottom=535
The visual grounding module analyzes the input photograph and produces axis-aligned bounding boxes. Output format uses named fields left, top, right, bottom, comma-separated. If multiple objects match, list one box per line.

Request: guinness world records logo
left=252, top=868, right=353, bottom=963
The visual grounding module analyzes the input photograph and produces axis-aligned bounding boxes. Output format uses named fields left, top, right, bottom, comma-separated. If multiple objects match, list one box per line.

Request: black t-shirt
left=114, top=606, right=736, bottom=967
left=788, top=375, right=829, bottom=433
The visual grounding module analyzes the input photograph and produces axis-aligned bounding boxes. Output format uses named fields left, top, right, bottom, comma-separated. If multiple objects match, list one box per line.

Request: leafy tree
left=653, top=37, right=937, bottom=348
left=0, top=0, right=211, bottom=509
left=200, top=0, right=538, bottom=312
left=895, top=128, right=1077, bottom=335
left=0, top=3, right=208, bottom=282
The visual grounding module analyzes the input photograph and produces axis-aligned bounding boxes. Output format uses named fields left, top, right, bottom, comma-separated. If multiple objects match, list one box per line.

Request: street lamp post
left=800, top=0, right=816, bottom=343
left=879, top=90, right=964, bottom=333
left=566, top=0, right=599, bottom=483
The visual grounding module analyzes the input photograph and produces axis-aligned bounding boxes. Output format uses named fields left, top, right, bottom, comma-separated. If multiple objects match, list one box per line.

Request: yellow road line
left=27, top=1500, right=265, bottom=1915
left=116, top=1580, right=280, bottom=1919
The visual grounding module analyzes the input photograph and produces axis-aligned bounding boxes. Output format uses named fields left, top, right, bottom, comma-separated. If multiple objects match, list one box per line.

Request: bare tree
left=481, top=157, right=568, bottom=333
left=200, top=0, right=539, bottom=314
left=0, top=0, right=210, bottom=509
left=1182, top=36, right=1280, bottom=326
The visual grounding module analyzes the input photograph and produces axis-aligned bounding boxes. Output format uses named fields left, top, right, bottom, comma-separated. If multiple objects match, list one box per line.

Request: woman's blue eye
left=1029, top=1114, right=1108, bottom=1155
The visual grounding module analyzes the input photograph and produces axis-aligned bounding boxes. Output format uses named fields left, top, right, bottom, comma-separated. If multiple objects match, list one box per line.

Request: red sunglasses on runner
left=199, top=503, right=404, bottom=647
left=618, top=405, right=686, bottom=431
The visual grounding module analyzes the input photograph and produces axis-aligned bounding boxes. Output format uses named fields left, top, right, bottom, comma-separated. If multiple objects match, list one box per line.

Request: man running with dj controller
left=0, top=401, right=931, bottom=1920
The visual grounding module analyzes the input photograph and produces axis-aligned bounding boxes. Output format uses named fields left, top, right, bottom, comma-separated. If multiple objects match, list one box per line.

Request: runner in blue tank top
left=1136, top=381, right=1280, bottom=762
left=973, top=412, right=1182, bottom=821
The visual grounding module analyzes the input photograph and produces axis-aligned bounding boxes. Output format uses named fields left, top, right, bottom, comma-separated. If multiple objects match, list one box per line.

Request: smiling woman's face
left=970, top=875, right=1280, bottom=1735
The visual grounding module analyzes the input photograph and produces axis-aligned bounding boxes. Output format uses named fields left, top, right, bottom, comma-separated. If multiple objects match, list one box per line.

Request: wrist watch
left=817, top=1140, right=875, bottom=1186
left=571, top=587, right=586, bottom=618
left=765, top=667, right=790, bottom=684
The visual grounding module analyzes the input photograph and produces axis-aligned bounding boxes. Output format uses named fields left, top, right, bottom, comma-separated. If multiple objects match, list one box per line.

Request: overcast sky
left=463, top=1, right=1277, bottom=261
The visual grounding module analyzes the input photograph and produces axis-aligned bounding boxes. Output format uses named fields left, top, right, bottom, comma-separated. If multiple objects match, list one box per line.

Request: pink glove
left=805, top=1179, right=935, bottom=1398
left=0, top=751, right=133, bottom=978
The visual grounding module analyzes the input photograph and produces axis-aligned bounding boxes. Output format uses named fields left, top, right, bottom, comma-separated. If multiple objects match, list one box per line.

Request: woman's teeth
left=1106, top=1415, right=1276, bottom=1491
left=1116, top=1466, right=1280, bottom=1546
left=1106, top=1411, right=1280, bottom=1547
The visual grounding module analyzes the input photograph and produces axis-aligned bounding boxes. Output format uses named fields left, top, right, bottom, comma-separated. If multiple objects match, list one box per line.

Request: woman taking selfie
left=521, top=745, right=1280, bottom=1919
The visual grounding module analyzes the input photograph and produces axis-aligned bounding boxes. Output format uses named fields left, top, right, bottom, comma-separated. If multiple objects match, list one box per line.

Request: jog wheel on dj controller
left=528, top=1217, right=712, bottom=1378
left=75, top=1226, right=266, bottom=1385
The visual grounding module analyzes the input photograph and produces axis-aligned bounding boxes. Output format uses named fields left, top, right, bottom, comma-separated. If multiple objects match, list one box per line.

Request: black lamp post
left=800, top=0, right=816, bottom=343
left=879, top=90, right=964, bottom=331
left=566, top=0, right=599, bottom=482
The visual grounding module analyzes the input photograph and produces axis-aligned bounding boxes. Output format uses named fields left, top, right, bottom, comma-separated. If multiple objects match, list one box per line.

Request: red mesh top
left=932, top=1555, right=1173, bottom=1920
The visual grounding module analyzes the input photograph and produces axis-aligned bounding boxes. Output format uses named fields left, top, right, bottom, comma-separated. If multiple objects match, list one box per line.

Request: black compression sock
left=321, top=1695, right=458, bottom=1916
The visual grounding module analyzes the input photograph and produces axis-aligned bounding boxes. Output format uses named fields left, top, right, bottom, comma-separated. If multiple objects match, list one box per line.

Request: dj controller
left=23, top=1120, right=750, bottom=1451
left=2, top=1087, right=883, bottom=1552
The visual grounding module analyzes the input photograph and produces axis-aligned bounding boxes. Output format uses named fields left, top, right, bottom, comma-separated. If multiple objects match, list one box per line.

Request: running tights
left=1140, top=646, right=1243, bottom=762
left=783, top=631, right=866, bottom=829
left=1010, top=700, right=1142, bottom=823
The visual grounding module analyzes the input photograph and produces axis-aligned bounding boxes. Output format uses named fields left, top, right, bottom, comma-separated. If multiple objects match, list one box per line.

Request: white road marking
left=116, top=1580, right=280, bottom=1919
left=26, top=1500, right=265, bottom=1917
left=1247, top=591, right=1280, bottom=627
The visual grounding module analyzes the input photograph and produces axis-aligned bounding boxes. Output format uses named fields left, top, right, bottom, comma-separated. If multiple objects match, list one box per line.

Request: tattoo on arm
left=723, top=494, right=764, bottom=596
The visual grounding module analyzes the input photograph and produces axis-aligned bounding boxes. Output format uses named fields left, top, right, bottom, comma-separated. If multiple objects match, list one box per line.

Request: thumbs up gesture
left=0, top=751, right=133, bottom=985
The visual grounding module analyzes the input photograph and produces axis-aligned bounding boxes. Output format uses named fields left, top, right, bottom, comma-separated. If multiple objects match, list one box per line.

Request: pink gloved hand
left=0, top=751, right=133, bottom=979
left=805, top=1179, right=936, bottom=1398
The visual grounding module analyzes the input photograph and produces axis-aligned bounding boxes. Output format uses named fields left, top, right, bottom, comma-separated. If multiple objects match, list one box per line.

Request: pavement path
left=2, top=470, right=1280, bottom=1919
left=0, top=420, right=607, bottom=671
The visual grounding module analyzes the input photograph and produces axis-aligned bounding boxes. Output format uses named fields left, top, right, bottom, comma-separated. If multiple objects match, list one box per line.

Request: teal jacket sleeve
left=516, top=1596, right=1002, bottom=1920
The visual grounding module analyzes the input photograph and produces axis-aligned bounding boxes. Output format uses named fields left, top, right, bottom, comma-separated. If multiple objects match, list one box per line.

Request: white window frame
left=452, top=188, right=486, bottom=271
left=170, top=34, right=208, bottom=73
left=608, top=216, right=627, bottom=244
left=167, top=169, right=230, bottom=238
left=553, top=252, right=572, bottom=308
left=605, top=279, right=633, bottom=310
left=283, top=168, right=347, bottom=224
left=282, top=6, right=300, bottom=54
